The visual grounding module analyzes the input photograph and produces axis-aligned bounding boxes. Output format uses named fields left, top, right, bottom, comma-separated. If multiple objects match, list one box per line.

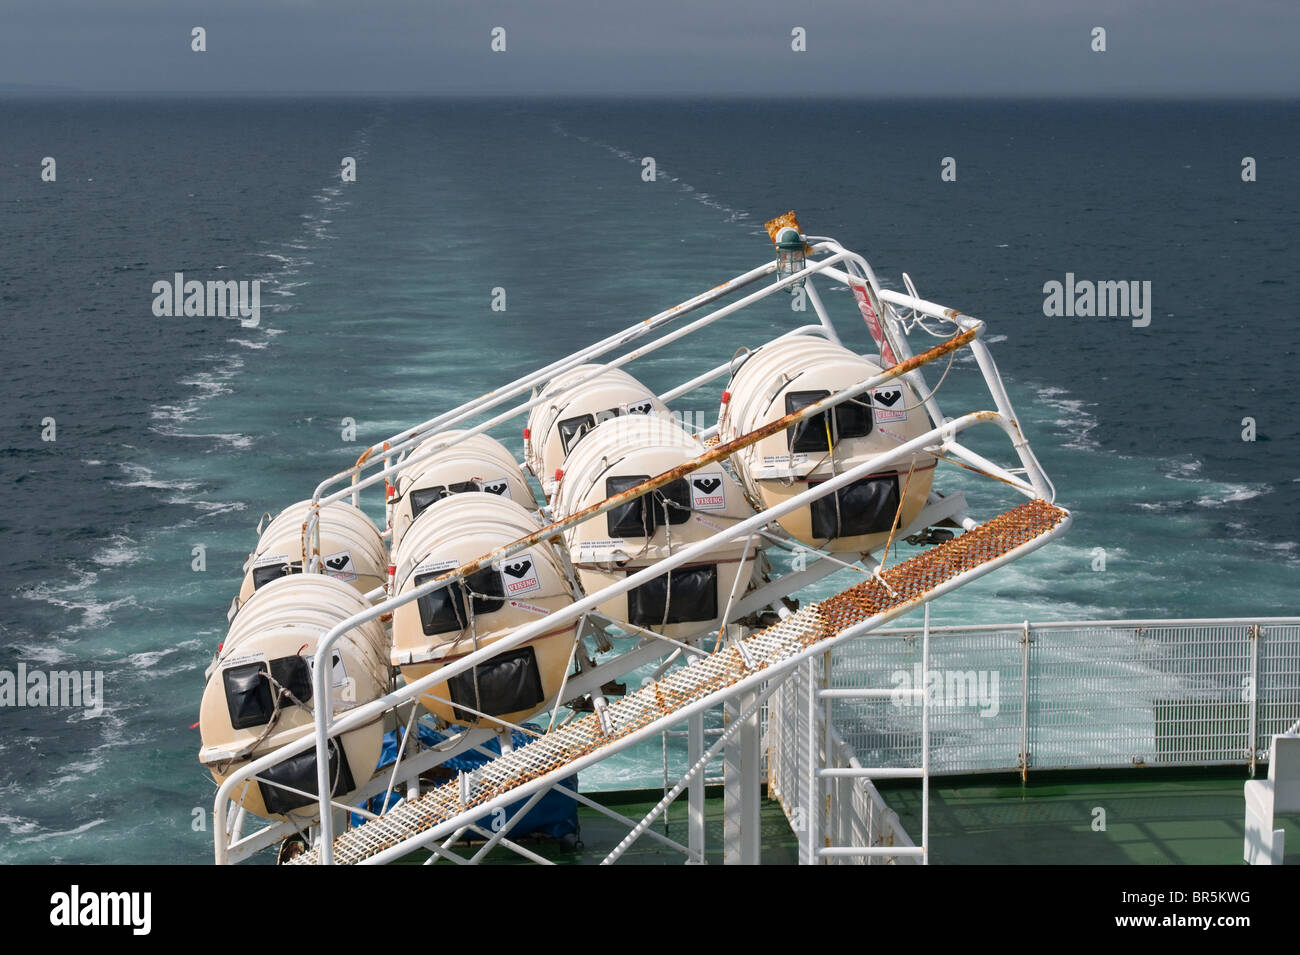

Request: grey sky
left=2, top=0, right=1297, bottom=96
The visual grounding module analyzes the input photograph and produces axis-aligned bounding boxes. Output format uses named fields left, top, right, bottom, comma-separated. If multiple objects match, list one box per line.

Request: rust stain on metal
left=353, top=439, right=389, bottom=470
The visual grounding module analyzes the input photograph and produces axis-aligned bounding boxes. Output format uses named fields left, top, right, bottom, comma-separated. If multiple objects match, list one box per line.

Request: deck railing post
left=1020, top=620, right=1032, bottom=782
left=688, top=712, right=705, bottom=863
left=1248, top=623, right=1261, bottom=777
left=803, top=656, right=821, bottom=865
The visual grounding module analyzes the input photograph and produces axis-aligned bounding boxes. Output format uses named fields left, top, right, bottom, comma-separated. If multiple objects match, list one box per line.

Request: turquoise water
left=1, top=98, right=1296, bottom=862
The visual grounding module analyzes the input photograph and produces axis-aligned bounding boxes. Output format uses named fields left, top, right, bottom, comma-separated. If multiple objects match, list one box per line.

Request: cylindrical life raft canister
left=236, top=499, right=388, bottom=607
left=198, top=574, right=391, bottom=820
left=390, top=429, right=536, bottom=550
left=391, top=494, right=579, bottom=728
left=523, top=364, right=670, bottom=492
left=552, top=415, right=761, bottom=640
left=720, top=337, right=935, bottom=553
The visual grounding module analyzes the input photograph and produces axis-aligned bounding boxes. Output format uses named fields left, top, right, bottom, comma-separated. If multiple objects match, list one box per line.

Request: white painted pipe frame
left=214, top=402, right=1057, bottom=864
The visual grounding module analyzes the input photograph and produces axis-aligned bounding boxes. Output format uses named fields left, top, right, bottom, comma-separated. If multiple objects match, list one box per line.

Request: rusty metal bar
left=397, top=324, right=979, bottom=601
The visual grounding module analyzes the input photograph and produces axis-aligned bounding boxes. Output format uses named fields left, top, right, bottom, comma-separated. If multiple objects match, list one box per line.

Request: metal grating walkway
left=291, top=498, right=1068, bottom=864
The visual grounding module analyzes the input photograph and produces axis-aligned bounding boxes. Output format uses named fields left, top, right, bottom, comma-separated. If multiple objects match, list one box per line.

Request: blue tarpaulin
left=352, top=723, right=579, bottom=841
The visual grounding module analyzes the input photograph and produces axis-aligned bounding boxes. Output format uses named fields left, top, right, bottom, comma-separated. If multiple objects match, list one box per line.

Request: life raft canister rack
left=289, top=498, right=1069, bottom=865
left=211, top=214, right=1068, bottom=865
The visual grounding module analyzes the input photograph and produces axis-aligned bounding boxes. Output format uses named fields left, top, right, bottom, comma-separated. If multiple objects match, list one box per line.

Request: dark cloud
left=1, top=0, right=1296, bottom=95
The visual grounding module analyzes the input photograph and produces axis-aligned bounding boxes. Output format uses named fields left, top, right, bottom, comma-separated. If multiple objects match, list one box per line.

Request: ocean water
left=0, top=97, right=1296, bottom=863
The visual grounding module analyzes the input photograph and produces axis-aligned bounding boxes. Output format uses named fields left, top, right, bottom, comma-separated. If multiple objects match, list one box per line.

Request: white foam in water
left=49, top=757, right=105, bottom=789
left=1163, top=457, right=1204, bottom=479
left=549, top=120, right=756, bottom=228
left=11, top=641, right=74, bottom=667
left=16, top=818, right=107, bottom=845
left=91, top=534, right=143, bottom=568
left=0, top=814, right=42, bottom=838
left=162, top=495, right=247, bottom=516
left=1195, top=485, right=1266, bottom=507
left=18, top=569, right=140, bottom=633
left=125, top=642, right=201, bottom=670
left=1032, top=384, right=1100, bottom=451
left=113, top=462, right=199, bottom=492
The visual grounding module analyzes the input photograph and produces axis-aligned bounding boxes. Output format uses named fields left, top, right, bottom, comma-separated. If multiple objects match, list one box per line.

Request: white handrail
left=210, top=233, right=1066, bottom=864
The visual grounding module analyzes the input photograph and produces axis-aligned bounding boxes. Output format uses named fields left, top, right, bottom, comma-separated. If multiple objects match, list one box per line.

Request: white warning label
left=414, top=557, right=459, bottom=578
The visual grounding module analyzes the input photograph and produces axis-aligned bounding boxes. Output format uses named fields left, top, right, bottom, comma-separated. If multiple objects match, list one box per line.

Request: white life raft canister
left=391, top=495, right=579, bottom=728
left=720, top=337, right=935, bottom=553
left=237, top=499, right=387, bottom=607
left=552, top=415, right=760, bottom=640
left=390, top=429, right=535, bottom=549
left=198, top=574, right=390, bottom=820
left=524, top=364, right=670, bottom=494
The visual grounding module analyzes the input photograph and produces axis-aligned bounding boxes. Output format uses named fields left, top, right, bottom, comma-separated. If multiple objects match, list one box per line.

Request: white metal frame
left=211, top=233, right=1064, bottom=865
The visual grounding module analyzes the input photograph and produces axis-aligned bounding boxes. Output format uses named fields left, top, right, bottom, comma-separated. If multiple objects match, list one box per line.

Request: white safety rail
left=767, top=642, right=924, bottom=864
left=209, top=231, right=1072, bottom=865
left=824, top=618, right=1300, bottom=777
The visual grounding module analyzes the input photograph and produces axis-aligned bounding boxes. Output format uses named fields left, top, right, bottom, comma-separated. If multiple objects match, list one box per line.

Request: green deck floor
left=401, top=771, right=1297, bottom=865
left=880, top=770, right=1300, bottom=865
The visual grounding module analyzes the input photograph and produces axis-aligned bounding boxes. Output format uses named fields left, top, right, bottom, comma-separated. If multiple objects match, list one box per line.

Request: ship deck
left=400, top=769, right=1298, bottom=865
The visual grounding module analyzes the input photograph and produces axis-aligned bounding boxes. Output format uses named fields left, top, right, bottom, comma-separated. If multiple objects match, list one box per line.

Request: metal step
left=291, top=498, right=1068, bottom=865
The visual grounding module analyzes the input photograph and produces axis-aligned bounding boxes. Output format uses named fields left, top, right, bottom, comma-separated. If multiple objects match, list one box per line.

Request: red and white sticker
left=508, top=599, right=550, bottom=617
left=688, top=472, right=726, bottom=511
left=692, top=513, right=725, bottom=532
left=496, top=552, right=542, bottom=597
left=869, top=383, right=907, bottom=422
left=852, top=281, right=898, bottom=366
left=322, top=549, right=357, bottom=582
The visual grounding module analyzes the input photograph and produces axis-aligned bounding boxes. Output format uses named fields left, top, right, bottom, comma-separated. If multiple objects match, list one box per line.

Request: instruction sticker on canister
left=581, top=538, right=627, bottom=551
left=322, top=549, right=356, bottom=582
left=689, top=472, right=726, bottom=511
left=869, top=384, right=907, bottom=422
left=414, top=557, right=459, bottom=577
left=762, top=453, right=809, bottom=466
left=221, top=652, right=265, bottom=670
left=496, top=552, right=542, bottom=597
